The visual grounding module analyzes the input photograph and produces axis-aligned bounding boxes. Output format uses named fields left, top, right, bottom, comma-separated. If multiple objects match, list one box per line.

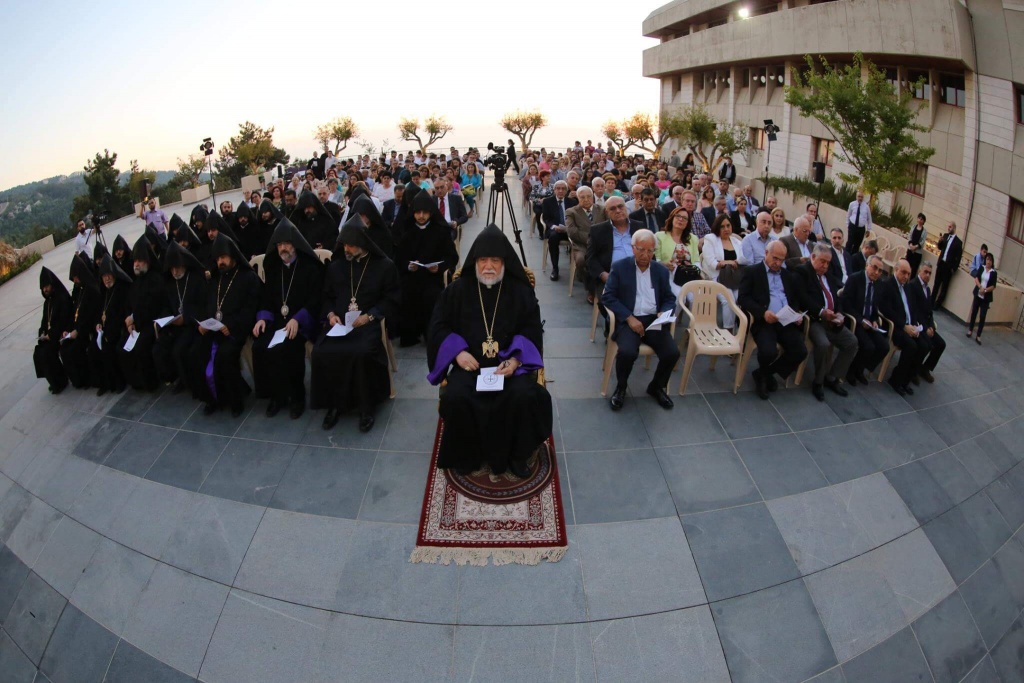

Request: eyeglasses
left=633, top=247, right=655, bottom=255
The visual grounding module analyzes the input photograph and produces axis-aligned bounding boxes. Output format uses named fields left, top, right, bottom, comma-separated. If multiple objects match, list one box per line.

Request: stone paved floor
left=1, top=184, right=1023, bottom=682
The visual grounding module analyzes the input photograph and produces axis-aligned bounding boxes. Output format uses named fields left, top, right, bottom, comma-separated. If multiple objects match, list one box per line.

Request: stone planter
left=241, top=175, right=263, bottom=192
left=181, top=185, right=211, bottom=204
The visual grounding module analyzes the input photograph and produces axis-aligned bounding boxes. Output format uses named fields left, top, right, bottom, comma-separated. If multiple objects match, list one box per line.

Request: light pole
left=761, top=119, right=780, bottom=205
left=200, top=138, right=216, bottom=205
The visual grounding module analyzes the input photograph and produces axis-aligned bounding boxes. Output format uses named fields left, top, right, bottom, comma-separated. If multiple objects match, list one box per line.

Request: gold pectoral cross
left=482, top=338, right=499, bottom=359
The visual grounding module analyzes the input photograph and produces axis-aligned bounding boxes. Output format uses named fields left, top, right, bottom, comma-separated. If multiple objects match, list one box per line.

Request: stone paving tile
left=704, top=390, right=789, bottom=439
left=122, top=563, right=229, bottom=677
left=591, top=606, right=729, bottom=683
left=18, top=449, right=99, bottom=514
left=32, top=517, right=102, bottom=598
left=885, top=459, right=957, bottom=524
left=199, top=438, right=297, bottom=506
left=577, top=517, right=706, bottom=620
left=268, top=446, right=376, bottom=519
left=683, top=502, right=800, bottom=602
left=68, top=466, right=140, bottom=537
left=564, top=448, right=676, bottom=524
left=770, top=387, right=844, bottom=431
left=69, top=537, right=157, bottom=636
left=104, top=480, right=194, bottom=559
left=985, top=468, right=1024, bottom=530
left=798, top=421, right=886, bottom=485
left=733, top=433, right=829, bottom=500
left=3, top=571, right=66, bottom=665
left=5, top=495, right=63, bottom=568
left=356, top=451, right=430, bottom=524
left=958, top=557, right=1020, bottom=649
left=72, top=416, right=131, bottom=464
left=0, top=630, right=37, bottom=683
left=144, top=430, right=230, bottom=492
left=657, top=442, right=761, bottom=514
left=870, top=529, right=956, bottom=624
left=989, top=616, right=1024, bottom=683
left=0, top=482, right=33, bottom=545
left=299, top=401, right=395, bottom=451
left=636, top=393, right=727, bottom=447
left=713, top=580, right=837, bottom=682
left=107, top=388, right=163, bottom=421
left=103, top=423, right=176, bottom=478
left=911, top=590, right=986, bottom=683
left=158, top=495, right=263, bottom=584
left=103, top=640, right=197, bottom=683
left=136, top=388, right=199, bottom=430
left=840, top=626, right=933, bottom=681
left=951, top=438, right=1003, bottom=489
left=318, top=613, right=454, bottom=682
left=959, top=656, right=1002, bottom=683
left=237, top=404, right=313, bottom=444
left=378, top=398, right=440, bottom=453
left=40, top=603, right=119, bottom=683
left=199, top=590, right=329, bottom=683
left=0, top=544, right=30, bottom=625
left=555, top=397, right=652, bottom=452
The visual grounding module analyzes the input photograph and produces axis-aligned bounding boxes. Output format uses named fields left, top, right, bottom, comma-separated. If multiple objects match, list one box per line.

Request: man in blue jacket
left=601, top=229, right=680, bottom=411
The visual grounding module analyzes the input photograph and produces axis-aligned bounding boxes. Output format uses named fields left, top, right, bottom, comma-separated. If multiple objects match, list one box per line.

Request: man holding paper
left=251, top=219, right=324, bottom=419
left=600, top=229, right=680, bottom=411
left=118, top=235, right=169, bottom=392
left=153, top=241, right=207, bottom=392
left=87, top=255, right=132, bottom=396
left=187, top=234, right=262, bottom=417
left=311, top=218, right=400, bottom=432
left=738, top=241, right=809, bottom=400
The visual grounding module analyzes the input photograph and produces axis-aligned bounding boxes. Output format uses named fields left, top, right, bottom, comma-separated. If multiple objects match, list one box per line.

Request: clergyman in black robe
left=112, top=235, right=133, bottom=275
left=252, top=218, right=323, bottom=419
left=257, top=199, right=281, bottom=246
left=292, top=190, right=338, bottom=251
left=118, top=235, right=169, bottom=391
left=189, top=204, right=209, bottom=236
left=187, top=234, right=262, bottom=416
left=395, top=190, right=458, bottom=346
left=198, top=211, right=240, bottom=274
left=34, top=267, right=72, bottom=394
left=153, top=241, right=207, bottom=391
left=351, top=193, right=394, bottom=259
left=427, top=225, right=552, bottom=478
left=232, top=202, right=268, bottom=259
left=170, top=214, right=202, bottom=255
left=59, top=254, right=101, bottom=389
left=87, top=255, right=132, bottom=395
left=311, top=217, right=400, bottom=432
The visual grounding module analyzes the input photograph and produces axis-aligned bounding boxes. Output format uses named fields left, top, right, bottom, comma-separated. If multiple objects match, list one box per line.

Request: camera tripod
left=485, top=167, right=528, bottom=266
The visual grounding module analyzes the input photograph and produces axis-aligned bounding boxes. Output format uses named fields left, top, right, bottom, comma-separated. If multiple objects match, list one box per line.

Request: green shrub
left=761, top=175, right=910, bottom=233
left=0, top=249, right=41, bottom=286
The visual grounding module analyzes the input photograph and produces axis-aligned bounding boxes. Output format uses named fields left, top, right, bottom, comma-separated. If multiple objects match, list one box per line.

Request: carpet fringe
left=409, top=545, right=567, bottom=566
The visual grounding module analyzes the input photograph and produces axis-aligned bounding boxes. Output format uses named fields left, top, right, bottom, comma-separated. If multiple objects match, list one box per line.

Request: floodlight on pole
left=762, top=120, right=781, bottom=205
left=199, top=138, right=216, bottom=205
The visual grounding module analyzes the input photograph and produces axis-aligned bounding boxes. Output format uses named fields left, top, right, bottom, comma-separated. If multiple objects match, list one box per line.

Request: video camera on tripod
left=483, top=142, right=507, bottom=172
left=482, top=142, right=527, bottom=265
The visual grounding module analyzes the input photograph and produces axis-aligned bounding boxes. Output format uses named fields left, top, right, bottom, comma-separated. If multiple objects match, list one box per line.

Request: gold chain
left=477, top=279, right=502, bottom=359
left=216, top=269, right=238, bottom=311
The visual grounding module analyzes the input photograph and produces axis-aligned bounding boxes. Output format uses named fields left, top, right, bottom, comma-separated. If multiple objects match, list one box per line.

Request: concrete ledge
left=181, top=186, right=211, bottom=204
left=18, top=235, right=55, bottom=257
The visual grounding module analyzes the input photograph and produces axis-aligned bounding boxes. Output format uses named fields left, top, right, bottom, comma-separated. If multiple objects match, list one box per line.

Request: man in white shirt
left=372, top=173, right=395, bottom=203
left=845, top=190, right=872, bottom=254
left=741, top=212, right=777, bottom=265
left=804, top=203, right=825, bottom=240
left=73, top=219, right=97, bottom=258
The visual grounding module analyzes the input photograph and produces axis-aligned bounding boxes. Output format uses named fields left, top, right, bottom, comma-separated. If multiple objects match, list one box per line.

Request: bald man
left=877, top=259, right=924, bottom=396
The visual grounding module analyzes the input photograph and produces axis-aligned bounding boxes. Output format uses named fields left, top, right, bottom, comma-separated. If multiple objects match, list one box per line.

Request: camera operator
left=74, top=218, right=99, bottom=259
left=139, top=198, right=170, bottom=238
left=503, top=139, right=520, bottom=174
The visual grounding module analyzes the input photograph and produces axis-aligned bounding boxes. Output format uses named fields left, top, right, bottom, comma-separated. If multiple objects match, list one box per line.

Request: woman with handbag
left=460, top=163, right=483, bottom=218
left=701, top=214, right=749, bottom=330
left=656, top=206, right=700, bottom=284
left=967, top=253, right=997, bottom=345
left=906, top=213, right=926, bottom=277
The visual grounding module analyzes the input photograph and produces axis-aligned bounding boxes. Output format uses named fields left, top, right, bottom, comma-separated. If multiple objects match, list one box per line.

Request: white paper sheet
left=410, top=261, right=444, bottom=269
left=96, top=334, right=102, bottom=351
left=476, top=366, right=504, bottom=392
left=267, top=328, right=288, bottom=349
left=344, top=310, right=361, bottom=327
left=327, top=323, right=352, bottom=337
left=123, top=330, right=140, bottom=352
left=775, top=305, right=803, bottom=327
left=198, top=318, right=225, bottom=332
left=154, top=315, right=176, bottom=328
left=646, top=311, right=677, bottom=332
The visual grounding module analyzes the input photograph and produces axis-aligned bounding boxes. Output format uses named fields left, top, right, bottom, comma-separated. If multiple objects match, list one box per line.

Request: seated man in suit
left=586, top=196, right=643, bottom=298
left=601, top=229, right=680, bottom=412
left=839, top=254, right=889, bottom=385
left=780, top=217, right=814, bottom=270
left=739, top=241, right=809, bottom=400
left=566, top=187, right=605, bottom=301
left=702, top=195, right=727, bottom=231
left=657, top=185, right=685, bottom=226
left=827, top=228, right=853, bottom=286
left=797, top=244, right=859, bottom=400
left=877, top=259, right=924, bottom=396
left=849, top=239, right=878, bottom=276
left=381, top=183, right=405, bottom=232
left=433, top=177, right=468, bottom=242
left=541, top=180, right=578, bottom=281
left=629, top=188, right=663, bottom=232
left=907, top=262, right=945, bottom=384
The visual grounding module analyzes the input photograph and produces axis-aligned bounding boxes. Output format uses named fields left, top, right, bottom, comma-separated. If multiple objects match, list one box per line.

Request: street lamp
left=738, top=6, right=750, bottom=19
left=199, top=137, right=216, bottom=205
left=762, top=120, right=781, bottom=205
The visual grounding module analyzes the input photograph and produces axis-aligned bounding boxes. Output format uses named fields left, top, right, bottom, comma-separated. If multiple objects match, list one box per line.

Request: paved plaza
left=1, top=184, right=1023, bottom=682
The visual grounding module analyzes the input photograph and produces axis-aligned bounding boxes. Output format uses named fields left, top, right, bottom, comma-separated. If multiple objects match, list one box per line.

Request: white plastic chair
left=676, top=281, right=747, bottom=395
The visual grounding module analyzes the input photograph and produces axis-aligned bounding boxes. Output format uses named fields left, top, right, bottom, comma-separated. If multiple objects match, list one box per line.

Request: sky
left=0, top=0, right=662, bottom=191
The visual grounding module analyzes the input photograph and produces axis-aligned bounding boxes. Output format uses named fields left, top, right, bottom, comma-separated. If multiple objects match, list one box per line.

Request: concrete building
left=643, top=0, right=1024, bottom=290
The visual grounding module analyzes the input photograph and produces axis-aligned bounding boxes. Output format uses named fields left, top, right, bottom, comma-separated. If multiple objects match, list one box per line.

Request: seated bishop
left=427, top=225, right=552, bottom=478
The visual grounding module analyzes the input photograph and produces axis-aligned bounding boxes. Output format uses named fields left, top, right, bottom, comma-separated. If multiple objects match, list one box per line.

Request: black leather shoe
left=171, top=380, right=185, bottom=394
left=888, top=379, right=906, bottom=396
left=766, top=373, right=779, bottom=392
left=919, top=369, right=935, bottom=384
left=96, top=387, right=108, bottom=397
left=322, top=409, right=339, bottom=430
left=846, top=371, right=860, bottom=386
left=609, top=386, right=626, bottom=411
left=509, top=459, right=531, bottom=479
left=266, top=400, right=282, bottom=418
left=812, top=383, right=825, bottom=401
left=753, top=369, right=769, bottom=400
left=358, top=413, right=375, bottom=432
left=856, top=371, right=869, bottom=385
left=824, top=378, right=848, bottom=397
left=550, top=270, right=560, bottom=281
left=646, top=383, right=674, bottom=409
left=903, top=384, right=914, bottom=395
left=230, top=404, right=244, bottom=418
left=289, top=400, right=305, bottom=420
left=203, top=402, right=218, bottom=415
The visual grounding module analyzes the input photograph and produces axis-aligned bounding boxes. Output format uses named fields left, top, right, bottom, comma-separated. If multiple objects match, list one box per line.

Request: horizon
left=0, top=1, right=661, bottom=192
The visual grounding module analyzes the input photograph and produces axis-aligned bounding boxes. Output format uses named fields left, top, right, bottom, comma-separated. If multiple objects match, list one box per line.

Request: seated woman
left=529, top=170, right=555, bottom=238
left=460, top=163, right=483, bottom=218
left=654, top=170, right=671, bottom=193
left=730, top=197, right=752, bottom=236
left=656, top=206, right=700, bottom=278
left=770, top=208, right=790, bottom=239
left=698, top=185, right=716, bottom=212
left=701, top=214, right=748, bottom=331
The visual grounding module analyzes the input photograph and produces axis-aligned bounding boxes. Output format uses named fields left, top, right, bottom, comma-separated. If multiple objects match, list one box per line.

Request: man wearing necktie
left=846, top=190, right=872, bottom=255
left=907, top=263, right=945, bottom=384
left=796, top=244, right=859, bottom=401
left=839, top=254, right=889, bottom=385
left=878, top=259, right=924, bottom=396
left=540, top=180, right=578, bottom=281
left=629, top=188, right=662, bottom=234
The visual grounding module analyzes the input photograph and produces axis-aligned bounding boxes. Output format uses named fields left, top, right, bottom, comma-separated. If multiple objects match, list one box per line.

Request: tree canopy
left=314, top=117, right=358, bottom=154
left=785, top=52, right=934, bottom=200
left=398, top=115, right=453, bottom=154
left=500, top=111, right=547, bottom=155
left=668, top=104, right=750, bottom=173
left=70, top=149, right=130, bottom=224
left=214, top=121, right=290, bottom=187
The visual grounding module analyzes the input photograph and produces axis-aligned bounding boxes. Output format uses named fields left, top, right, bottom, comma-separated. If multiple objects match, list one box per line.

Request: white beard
left=478, top=270, right=504, bottom=287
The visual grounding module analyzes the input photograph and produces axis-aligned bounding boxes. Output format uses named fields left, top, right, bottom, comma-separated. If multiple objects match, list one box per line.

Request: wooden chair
left=600, top=309, right=675, bottom=397
left=676, top=281, right=747, bottom=395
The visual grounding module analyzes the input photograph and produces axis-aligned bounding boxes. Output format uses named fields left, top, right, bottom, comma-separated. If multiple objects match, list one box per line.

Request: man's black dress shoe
left=824, top=377, right=848, bottom=397
left=509, top=459, right=531, bottom=478
left=609, top=386, right=626, bottom=411
left=289, top=400, right=305, bottom=420
left=753, top=369, right=769, bottom=400
left=230, top=404, right=244, bottom=418
left=322, top=408, right=339, bottom=430
left=203, top=402, right=218, bottom=415
left=903, top=384, right=914, bottom=395
left=266, top=400, right=282, bottom=418
left=766, top=373, right=779, bottom=392
left=550, top=270, right=559, bottom=281
left=812, top=383, right=825, bottom=401
left=646, top=383, right=674, bottom=409
left=358, top=413, right=375, bottom=432
left=888, top=378, right=906, bottom=396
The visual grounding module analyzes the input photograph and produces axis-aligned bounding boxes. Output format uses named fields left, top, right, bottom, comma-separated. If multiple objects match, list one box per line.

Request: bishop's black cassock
left=153, top=241, right=208, bottom=388
left=350, top=190, right=394, bottom=259
left=33, top=267, right=72, bottom=393
left=87, top=255, right=132, bottom=395
left=427, top=225, right=551, bottom=475
left=232, top=202, right=269, bottom=259
left=252, top=218, right=324, bottom=414
left=59, top=254, right=101, bottom=389
left=310, top=218, right=400, bottom=423
left=186, top=234, right=262, bottom=415
left=292, top=190, right=338, bottom=251
left=118, top=235, right=169, bottom=391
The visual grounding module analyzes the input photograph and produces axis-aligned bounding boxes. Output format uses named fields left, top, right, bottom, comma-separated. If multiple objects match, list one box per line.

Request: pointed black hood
left=461, top=224, right=530, bottom=286
left=131, top=234, right=156, bottom=267
left=294, top=190, right=332, bottom=222
left=39, top=266, right=70, bottom=299
left=209, top=233, right=251, bottom=271
left=234, top=202, right=255, bottom=228
left=145, top=224, right=166, bottom=258
left=352, top=194, right=385, bottom=233
left=266, top=217, right=318, bottom=262
left=346, top=184, right=370, bottom=208
left=335, top=215, right=386, bottom=260
left=171, top=217, right=202, bottom=248
left=162, top=239, right=206, bottom=273
left=203, top=210, right=239, bottom=243
left=112, top=234, right=131, bottom=257
left=410, top=189, right=446, bottom=226
left=69, top=253, right=99, bottom=291
left=189, top=204, right=209, bottom=232
left=92, top=241, right=109, bottom=263
left=258, top=198, right=283, bottom=224
left=97, top=254, right=132, bottom=284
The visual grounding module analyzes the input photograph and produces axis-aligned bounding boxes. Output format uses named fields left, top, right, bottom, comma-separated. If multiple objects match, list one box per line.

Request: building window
left=903, top=163, right=928, bottom=197
left=707, top=17, right=727, bottom=28
left=882, top=67, right=899, bottom=93
left=672, top=74, right=682, bottom=97
left=751, top=128, right=766, bottom=151
left=939, top=73, right=966, bottom=108
left=1016, top=84, right=1024, bottom=125
left=813, top=137, right=835, bottom=167
left=1008, top=199, right=1024, bottom=245
left=908, top=70, right=929, bottom=100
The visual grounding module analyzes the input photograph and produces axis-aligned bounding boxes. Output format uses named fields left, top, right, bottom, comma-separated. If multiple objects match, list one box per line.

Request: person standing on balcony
left=932, top=221, right=962, bottom=308
left=845, top=190, right=872, bottom=255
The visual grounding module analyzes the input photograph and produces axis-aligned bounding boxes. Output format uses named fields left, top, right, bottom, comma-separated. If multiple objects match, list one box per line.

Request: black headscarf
left=265, top=217, right=318, bottom=263
left=163, top=239, right=206, bottom=273
left=461, top=224, right=531, bottom=286
left=335, top=215, right=386, bottom=260
left=69, top=252, right=99, bottom=292
left=39, top=266, right=70, bottom=299
left=209, top=233, right=252, bottom=271
left=97, top=254, right=133, bottom=284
